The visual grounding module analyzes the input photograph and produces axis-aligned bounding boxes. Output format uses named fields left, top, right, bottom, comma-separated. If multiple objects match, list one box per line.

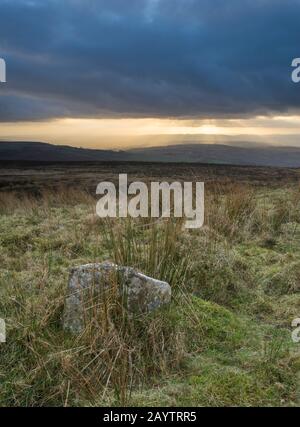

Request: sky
left=0, top=0, right=300, bottom=149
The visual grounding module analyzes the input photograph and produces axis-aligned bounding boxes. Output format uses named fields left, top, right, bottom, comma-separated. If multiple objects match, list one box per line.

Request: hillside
left=0, top=141, right=129, bottom=162
left=2, top=141, right=300, bottom=167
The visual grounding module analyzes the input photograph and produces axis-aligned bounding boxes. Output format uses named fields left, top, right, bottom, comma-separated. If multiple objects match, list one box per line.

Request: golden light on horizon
left=1, top=115, right=300, bottom=149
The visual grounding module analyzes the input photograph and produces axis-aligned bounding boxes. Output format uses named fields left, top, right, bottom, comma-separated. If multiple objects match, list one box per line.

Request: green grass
left=0, top=186, right=300, bottom=406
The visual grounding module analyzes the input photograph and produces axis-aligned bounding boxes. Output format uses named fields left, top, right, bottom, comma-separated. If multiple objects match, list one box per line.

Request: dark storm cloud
left=0, top=0, right=299, bottom=121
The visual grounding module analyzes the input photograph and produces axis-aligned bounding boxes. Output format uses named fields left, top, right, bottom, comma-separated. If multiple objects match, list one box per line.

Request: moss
left=0, top=188, right=299, bottom=406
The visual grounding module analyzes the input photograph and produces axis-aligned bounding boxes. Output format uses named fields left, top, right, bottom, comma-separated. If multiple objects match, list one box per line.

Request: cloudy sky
left=0, top=0, right=300, bottom=148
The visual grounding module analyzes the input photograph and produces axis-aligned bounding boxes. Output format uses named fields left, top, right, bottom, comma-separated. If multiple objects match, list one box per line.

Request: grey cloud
left=0, top=0, right=299, bottom=121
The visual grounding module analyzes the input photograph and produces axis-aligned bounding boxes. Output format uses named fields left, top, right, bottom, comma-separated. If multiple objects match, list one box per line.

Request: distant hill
left=0, top=141, right=130, bottom=162
left=1, top=140, right=300, bottom=167
left=129, top=143, right=300, bottom=167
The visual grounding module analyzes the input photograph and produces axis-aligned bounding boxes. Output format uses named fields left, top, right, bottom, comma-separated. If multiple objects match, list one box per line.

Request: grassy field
left=0, top=163, right=300, bottom=407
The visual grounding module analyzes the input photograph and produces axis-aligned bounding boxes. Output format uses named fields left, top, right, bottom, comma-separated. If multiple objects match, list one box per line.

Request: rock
left=63, top=262, right=171, bottom=333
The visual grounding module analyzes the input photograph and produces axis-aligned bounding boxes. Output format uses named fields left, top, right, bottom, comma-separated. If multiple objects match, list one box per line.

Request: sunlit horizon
left=1, top=115, right=300, bottom=149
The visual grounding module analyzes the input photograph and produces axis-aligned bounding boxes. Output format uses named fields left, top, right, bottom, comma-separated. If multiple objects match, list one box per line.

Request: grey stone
left=63, top=262, right=171, bottom=333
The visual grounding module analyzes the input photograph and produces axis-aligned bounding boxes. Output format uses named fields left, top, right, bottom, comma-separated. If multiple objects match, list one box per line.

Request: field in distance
left=1, top=161, right=300, bottom=194
left=0, top=162, right=300, bottom=407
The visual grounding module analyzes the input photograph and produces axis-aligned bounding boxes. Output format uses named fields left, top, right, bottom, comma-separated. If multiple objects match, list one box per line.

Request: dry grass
left=0, top=182, right=300, bottom=406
